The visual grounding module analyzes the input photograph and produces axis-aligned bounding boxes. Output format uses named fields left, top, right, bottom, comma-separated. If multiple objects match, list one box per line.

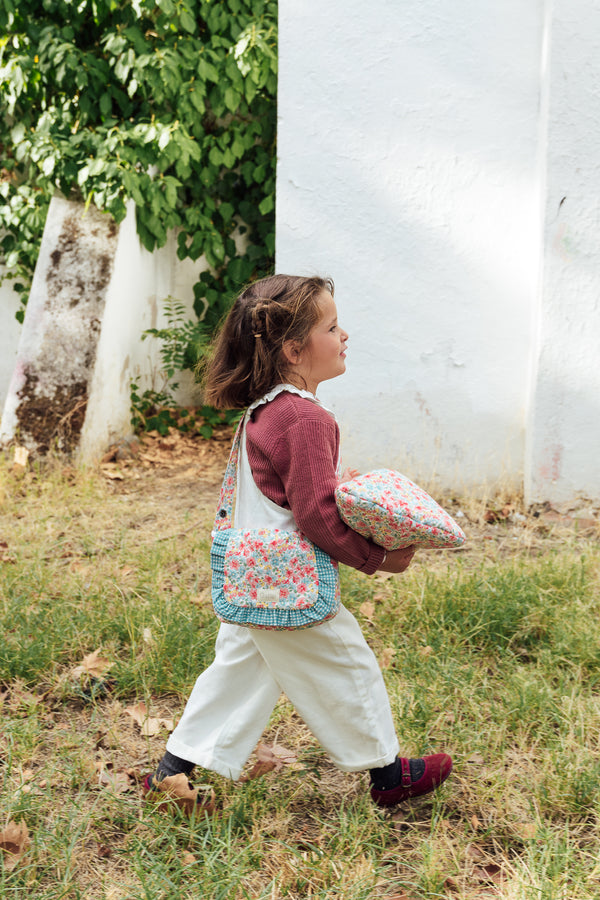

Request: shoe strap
left=400, top=757, right=412, bottom=787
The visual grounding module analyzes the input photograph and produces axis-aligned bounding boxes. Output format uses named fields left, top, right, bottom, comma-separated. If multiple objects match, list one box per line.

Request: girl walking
left=145, top=274, right=452, bottom=810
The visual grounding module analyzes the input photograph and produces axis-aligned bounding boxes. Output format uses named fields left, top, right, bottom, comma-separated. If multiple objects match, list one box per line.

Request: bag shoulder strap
left=213, top=414, right=245, bottom=532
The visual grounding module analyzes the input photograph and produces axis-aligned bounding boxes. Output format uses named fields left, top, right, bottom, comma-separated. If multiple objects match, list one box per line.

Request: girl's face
left=287, top=291, right=349, bottom=394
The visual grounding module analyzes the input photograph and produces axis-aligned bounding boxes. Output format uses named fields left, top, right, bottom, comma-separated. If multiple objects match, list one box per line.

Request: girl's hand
left=340, top=467, right=360, bottom=483
left=378, top=545, right=416, bottom=573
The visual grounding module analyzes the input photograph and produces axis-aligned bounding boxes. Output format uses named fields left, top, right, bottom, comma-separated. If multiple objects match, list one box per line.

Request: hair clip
left=253, top=333, right=262, bottom=339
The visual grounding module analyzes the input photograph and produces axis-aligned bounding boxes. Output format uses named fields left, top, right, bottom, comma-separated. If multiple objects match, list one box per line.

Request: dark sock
left=369, top=757, right=426, bottom=791
left=155, top=750, right=195, bottom=781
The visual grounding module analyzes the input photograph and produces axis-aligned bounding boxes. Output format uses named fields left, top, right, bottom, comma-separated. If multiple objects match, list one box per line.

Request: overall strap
left=212, top=384, right=322, bottom=533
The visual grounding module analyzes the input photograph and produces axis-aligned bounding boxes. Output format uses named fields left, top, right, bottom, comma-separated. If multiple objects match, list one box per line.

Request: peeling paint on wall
left=538, top=444, right=563, bottom=485
left=2, top=199, right=120, bottom=455
left=16, top=369, right=88, bottom=454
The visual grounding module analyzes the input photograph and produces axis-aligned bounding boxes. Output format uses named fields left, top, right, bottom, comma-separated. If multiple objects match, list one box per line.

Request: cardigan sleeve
left=246, top=395, right=385, bottom=575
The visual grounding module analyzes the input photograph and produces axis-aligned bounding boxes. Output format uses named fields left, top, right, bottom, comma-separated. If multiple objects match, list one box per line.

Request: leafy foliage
left=142, top=297, right=210, bottom=383
left=130, top=296, right=242, bottom=437
left=0, top=0, right=277, bottom=334
left=130, top=382, right=241, bottom=437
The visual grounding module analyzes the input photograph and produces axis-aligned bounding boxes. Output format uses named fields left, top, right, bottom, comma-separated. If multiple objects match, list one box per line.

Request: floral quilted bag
left=211, top=418, right=341, bottom=630
left=335, top=469, right=466, bottom=551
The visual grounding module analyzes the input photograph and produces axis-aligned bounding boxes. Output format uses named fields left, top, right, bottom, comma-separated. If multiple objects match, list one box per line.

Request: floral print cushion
left=335, top=469, right=466, bottom=550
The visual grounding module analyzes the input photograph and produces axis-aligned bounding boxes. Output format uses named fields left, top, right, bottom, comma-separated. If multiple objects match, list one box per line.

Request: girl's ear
left=281, top=340, right=303, bottom=366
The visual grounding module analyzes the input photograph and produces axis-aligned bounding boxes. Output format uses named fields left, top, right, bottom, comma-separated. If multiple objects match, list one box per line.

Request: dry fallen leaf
left=146, top=773, right=216, bottom=816
left=514, top=821, right=537, bottom=841
left=378, top=647, right=396, bottom=669
left=476, top=863, right=504, bottom=884
left=359, top=601, right=375, bottom=620
left=69, top=559, right=93, bottom=574
left=124, top=700, right=149, bottom=727
left=98, top=768, right=135, bottom=794
left=2, top=685, right=43, bottom=712
left=241, top=758, right=277, bottom=781
left=465, top=843, right=485, bottom=861
left=0, top=820, right=30, bottom=871
left=71, top=649, right=113, bottom=680
left=484, top=506, right=514, bottom=524
left=375, top=571, right=395, bottom=581
left=240, top=742, right=299, bottom=781
left=101, top=465, right=126, bottom=480
left=124, top=701, right=174, bottom=736
left=466, top=752, right=485, bottom=766
left=259, top=742, right=298, bottom=765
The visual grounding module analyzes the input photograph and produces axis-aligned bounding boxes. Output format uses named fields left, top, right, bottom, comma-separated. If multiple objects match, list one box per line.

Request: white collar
left=246, top=383, right=321, bottom=416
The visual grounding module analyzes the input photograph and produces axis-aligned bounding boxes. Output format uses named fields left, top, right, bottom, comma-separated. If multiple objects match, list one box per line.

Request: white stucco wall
left=0, top=277, right=22, bottom=413
left=277, top=0, right=545, bottom=491
left=525, top=0, right=600, bottom=502
left=276, top=0, right=598, bottom=503
left=80, top=201, right=201, bottom=461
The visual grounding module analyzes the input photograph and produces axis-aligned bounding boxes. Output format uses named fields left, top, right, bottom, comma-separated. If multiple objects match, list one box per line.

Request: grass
left=1, top=447, right=600, bottom=899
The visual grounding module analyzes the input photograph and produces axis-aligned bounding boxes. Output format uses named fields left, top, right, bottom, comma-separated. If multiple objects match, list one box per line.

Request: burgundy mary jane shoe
left=370, top=753, right=453, bottom=808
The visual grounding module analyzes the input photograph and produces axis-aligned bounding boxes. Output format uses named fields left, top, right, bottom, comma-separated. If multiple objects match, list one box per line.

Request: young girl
left=145, top=274, right=452, bottom=810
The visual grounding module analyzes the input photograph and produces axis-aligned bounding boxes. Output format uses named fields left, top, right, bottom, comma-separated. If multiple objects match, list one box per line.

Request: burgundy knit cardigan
left=245, top=391, right=385, bottom=575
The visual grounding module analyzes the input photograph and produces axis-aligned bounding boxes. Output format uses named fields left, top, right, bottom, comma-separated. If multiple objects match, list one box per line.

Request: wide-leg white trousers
left=167, top=605, right=399, bottom=780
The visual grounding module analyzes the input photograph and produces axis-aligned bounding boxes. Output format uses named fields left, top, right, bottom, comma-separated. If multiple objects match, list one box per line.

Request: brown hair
left=202, top=274, right=334, bottom=409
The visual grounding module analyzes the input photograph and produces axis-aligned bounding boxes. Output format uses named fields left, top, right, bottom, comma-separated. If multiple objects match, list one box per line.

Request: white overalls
left=166, top=385, right=399, bottom=780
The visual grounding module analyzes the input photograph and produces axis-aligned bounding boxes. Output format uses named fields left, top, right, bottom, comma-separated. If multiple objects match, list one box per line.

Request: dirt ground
left=99, top=425, right=600, bottom=570
left=100, top=425, right=233, bottom=525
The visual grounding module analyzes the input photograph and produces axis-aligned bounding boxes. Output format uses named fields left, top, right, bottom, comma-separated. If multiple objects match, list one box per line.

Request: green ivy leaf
left=258, top=193, right=274, bottom=215
left=198, top=56, right=219, bottom=82
left=219, top=201, right=234, bottom=222
left=224, top=87, right=239, bottom=113
left=179, top=8, right=196, bottom=34
left=208, top=145, right=222, bottom=167
left=100, top=92, right=112, bottom=116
